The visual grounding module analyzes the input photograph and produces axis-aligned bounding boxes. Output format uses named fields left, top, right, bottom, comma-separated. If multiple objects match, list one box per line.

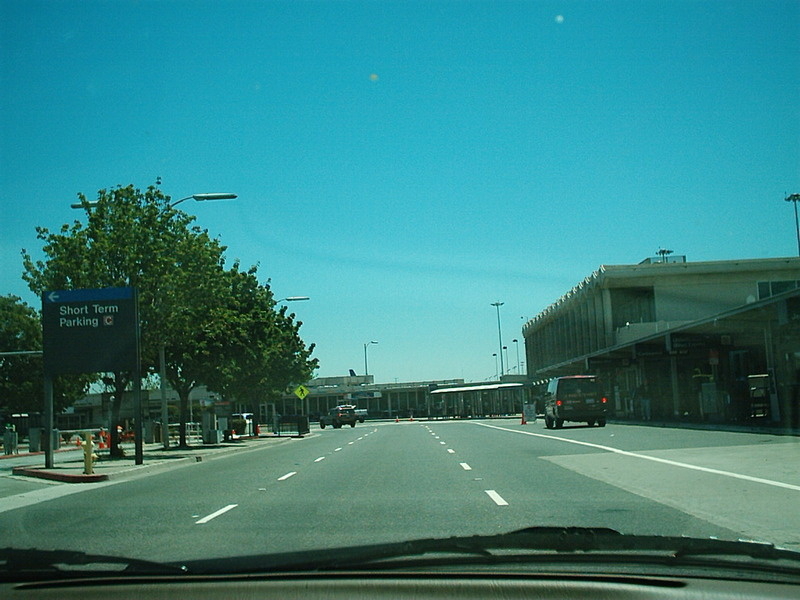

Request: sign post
left=42, top=287, right=142, bottom=465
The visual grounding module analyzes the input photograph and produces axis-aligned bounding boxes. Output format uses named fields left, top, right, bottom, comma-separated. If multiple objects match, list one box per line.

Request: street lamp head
left=278, top=296, right=310, bottom=302
left=192, top=193, right=237, bottom=202
left=785, top=193, right=800, bottom=203
left=170, top=192, right=237, bottom=207
left=491, top=301, right=504, bottom=307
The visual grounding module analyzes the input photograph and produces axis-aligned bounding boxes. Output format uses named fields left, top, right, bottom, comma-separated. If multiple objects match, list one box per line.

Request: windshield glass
left=1, top=0, right=799, bottom=579
left=557, top=378, right=598, bottom=397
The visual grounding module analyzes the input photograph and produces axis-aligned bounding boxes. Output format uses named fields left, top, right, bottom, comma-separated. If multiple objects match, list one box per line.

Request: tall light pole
left=512, top=338, right=520, bottom=374
left=364, top=340, right=378, bottom=377
left=159, top=192, right=237, bottom=447
left=785, top=194, right=800, bottom=256
left=491, top=302, right=504, bottom=379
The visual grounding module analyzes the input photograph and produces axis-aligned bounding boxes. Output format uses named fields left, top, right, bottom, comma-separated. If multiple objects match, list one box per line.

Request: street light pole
left=276, top=296, right=310, bottom=417
left=159, top=192, right=237, bottom=448
left=512, top=338, right=520, bottom=374
left=491, top=302, right=504, bottom=378
left=785, top=194, right=800, bottom=257
left=364, top=340, right=378, bottom=377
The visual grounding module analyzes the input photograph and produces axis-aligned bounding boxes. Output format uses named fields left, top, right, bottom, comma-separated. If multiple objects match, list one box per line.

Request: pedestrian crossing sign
left=294, top=385, right=310, bottom=400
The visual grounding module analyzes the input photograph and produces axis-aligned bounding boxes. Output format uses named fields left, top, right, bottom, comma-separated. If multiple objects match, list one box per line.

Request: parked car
left=544, top=375, right=608, bottom=428
left=319, top=406, right=357, bottom=429
left=354, top=408, right=367, bottom=423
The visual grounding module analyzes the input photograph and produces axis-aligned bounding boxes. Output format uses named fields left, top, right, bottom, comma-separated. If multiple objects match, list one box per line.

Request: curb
left=9, top=435, right=299, bottom=484
left=11, top=465, right=108, bottom=483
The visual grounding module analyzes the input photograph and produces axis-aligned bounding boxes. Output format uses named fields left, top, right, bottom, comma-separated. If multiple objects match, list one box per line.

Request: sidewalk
left=7, top=434, right=297, bottom=484
left=610, top=417, right=800, bottom=437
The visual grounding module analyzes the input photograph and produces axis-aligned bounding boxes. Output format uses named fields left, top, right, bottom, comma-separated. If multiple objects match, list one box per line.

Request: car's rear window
left=558, top=378, right=598, bottom=397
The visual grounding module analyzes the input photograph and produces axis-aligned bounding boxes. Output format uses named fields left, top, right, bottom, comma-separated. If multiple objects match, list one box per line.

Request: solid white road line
left=460, top=462, right=472, bottom=470
left=475, top=422, right=800, bottom=493
left=485, top=490, right=508, bottom=506
left=196, top=504, right=238, bottom=524
left=278, top=471, right=297, bottom=481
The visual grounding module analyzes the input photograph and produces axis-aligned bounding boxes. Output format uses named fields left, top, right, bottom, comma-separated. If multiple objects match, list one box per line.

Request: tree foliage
left=204, top=265, right=318, bottom=407
left=21, top=184, right=317, bottom=450
left=0, top=295, right=89, bottom=417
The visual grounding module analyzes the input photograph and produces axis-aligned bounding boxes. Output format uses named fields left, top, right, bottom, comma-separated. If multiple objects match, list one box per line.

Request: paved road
left=1, top=420, right=798, bottom=565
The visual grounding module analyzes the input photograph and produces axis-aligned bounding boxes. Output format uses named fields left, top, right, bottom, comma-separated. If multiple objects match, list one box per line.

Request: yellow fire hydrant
left=82, top=431, right=98, bottom=475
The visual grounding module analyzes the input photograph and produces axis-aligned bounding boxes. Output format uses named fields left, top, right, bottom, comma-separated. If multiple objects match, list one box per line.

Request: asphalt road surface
left=2, top=420, right=799, bottom=565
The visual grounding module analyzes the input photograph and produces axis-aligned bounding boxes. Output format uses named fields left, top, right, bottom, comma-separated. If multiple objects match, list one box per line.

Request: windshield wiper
left=179, top=527, right=800, bottom=574
left=0, top=548, right=187, bottom=582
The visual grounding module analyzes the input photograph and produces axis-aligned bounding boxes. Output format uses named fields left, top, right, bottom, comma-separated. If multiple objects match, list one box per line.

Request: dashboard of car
left=4, top=573, right=800, bottom=600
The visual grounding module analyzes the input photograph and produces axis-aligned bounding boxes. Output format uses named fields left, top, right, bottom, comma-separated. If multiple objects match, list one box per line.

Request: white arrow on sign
left=47, top=292, right=60, bottom=302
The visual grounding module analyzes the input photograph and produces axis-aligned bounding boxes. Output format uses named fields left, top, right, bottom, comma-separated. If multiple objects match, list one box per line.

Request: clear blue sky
left=2, top=0, right=798, bottom=383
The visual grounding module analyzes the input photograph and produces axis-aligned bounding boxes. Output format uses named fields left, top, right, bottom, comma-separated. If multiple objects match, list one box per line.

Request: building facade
left=523, top=256, right=800, bottom=427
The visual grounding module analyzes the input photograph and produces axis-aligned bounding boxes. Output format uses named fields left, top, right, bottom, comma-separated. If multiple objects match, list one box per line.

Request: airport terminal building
left=522, top=256, right=800, bottom=427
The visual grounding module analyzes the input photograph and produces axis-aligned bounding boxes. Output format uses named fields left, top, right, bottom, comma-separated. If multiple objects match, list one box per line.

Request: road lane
left=452, top=420, right=800, bottom=550
left=0, top=419, right=795, bottom=566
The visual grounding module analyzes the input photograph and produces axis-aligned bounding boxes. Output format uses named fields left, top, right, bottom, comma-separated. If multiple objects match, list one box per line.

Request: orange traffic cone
left=395, top=417, right=399, bottom=423
left=521, top=413, right=527, bottom=425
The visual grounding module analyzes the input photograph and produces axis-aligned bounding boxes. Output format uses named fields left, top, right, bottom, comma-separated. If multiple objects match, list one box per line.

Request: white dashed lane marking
left=485, top=490, right=508, bottom=506
left=196, top=504, right=238, bottom=524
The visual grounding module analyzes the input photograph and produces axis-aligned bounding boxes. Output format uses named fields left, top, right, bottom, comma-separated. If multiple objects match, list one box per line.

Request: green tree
left=21, top=184, right=318, bottom=451
left=0, top=295, right=42, bottom=415
left=0, top=295, right=89, bottom=417
left=21, top=185, right=229, bottom=454
left=205, top=265, right=318, bottom=418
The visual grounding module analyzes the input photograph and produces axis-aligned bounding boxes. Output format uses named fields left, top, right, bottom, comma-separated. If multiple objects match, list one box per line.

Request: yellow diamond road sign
left=294, top=385, right=309, bottom=400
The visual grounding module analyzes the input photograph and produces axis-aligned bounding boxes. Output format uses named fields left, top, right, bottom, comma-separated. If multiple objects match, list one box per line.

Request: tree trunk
left=178, top=390, right=190, bottom=448
left=109, top=372, right=127, bottom=458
